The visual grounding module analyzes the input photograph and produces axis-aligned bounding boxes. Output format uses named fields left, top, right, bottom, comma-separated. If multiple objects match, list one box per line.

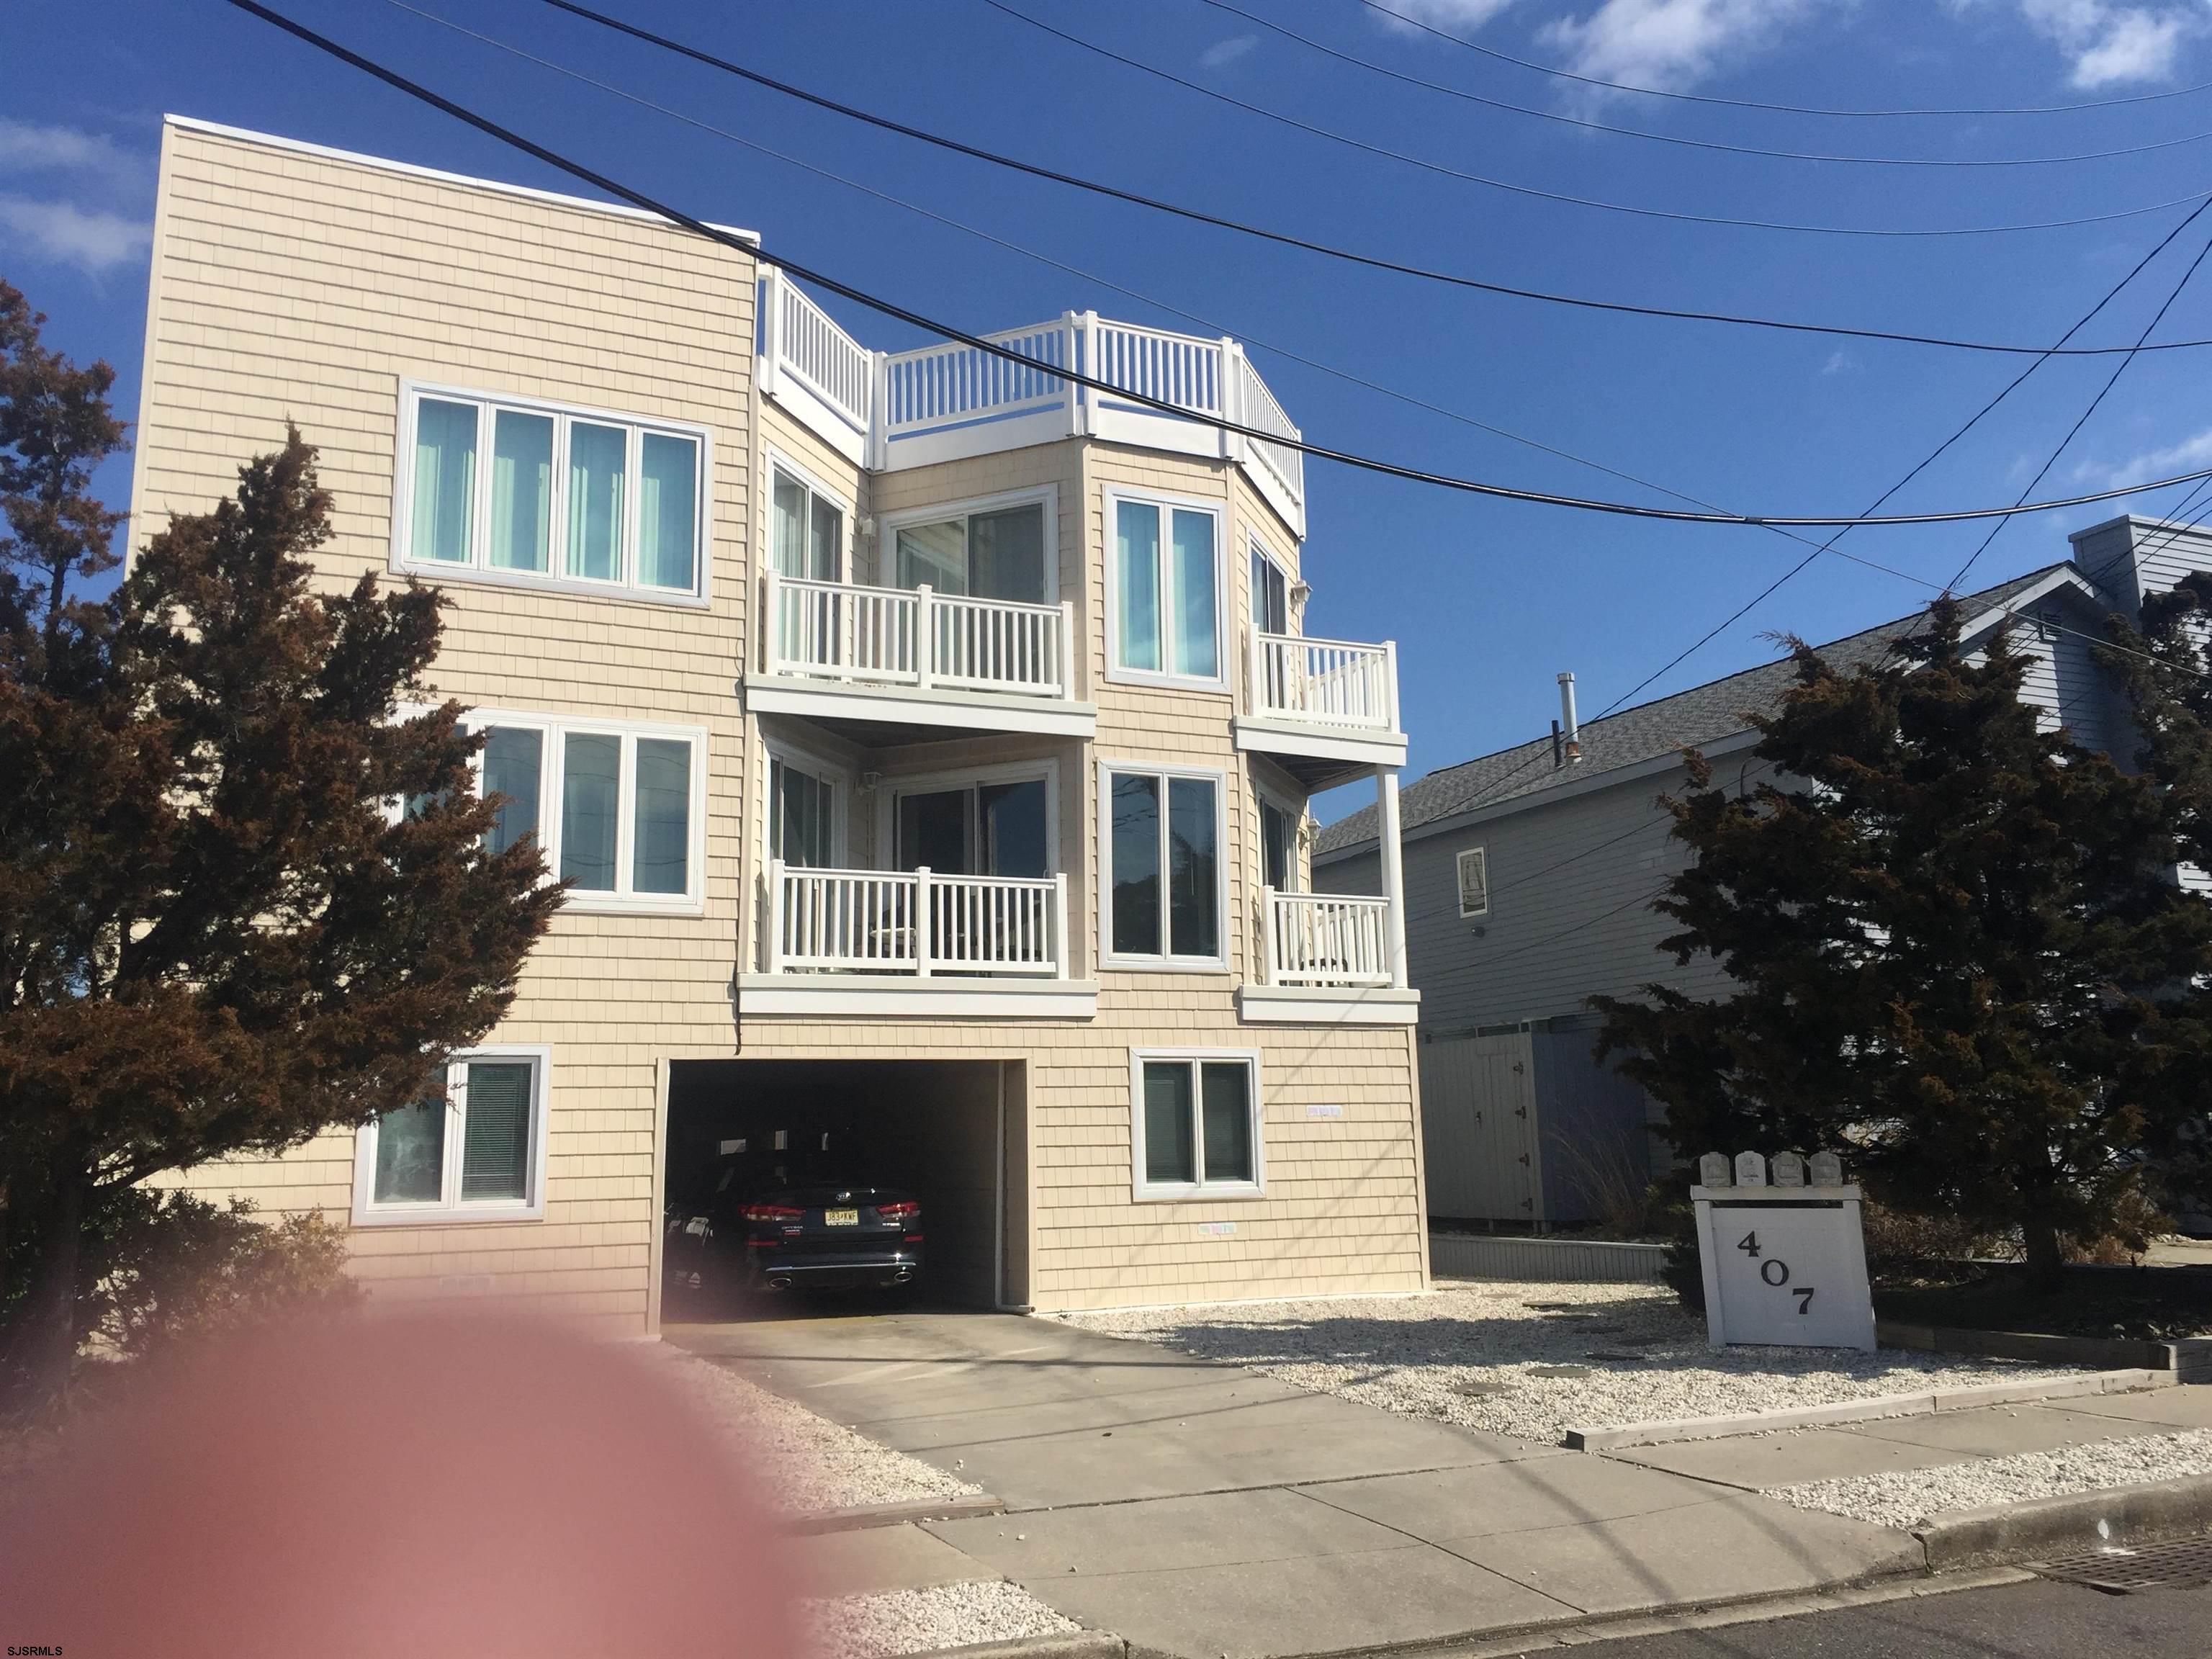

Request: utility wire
left=1193, top=0, right=2212, bottom=169
left=1358, top=0, right=2212, bottom=118
left=1946, top=233, right=2212, bottom=590
left=523, top=0, right=2212, bottom=359
left=203, top=1, right=2212, bottom=531
left=986, top=0, right=2212, bottom=235
left=381, top=0, right=1940, bottom=586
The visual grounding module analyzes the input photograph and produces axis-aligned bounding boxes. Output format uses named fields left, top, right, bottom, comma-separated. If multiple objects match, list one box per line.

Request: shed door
left=1416, top=1033, right=1540, bottom=1224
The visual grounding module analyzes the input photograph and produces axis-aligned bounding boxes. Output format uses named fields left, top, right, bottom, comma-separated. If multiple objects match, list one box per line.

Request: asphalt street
left=1537, top=1575, right=2212, bottom=1657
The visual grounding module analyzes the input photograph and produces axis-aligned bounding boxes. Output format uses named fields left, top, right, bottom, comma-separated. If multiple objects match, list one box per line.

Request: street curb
left=1564, top=1368, right=2170, bottom=1451
left=921, top=1634, right=1127, bottom=1659
left=1914, top=1471, right=2212, bottom=1570
left=783, top=1493, right=1006, bottom=1534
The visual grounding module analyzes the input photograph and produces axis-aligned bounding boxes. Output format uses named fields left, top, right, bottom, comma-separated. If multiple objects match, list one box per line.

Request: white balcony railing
left=757, top=267, right=872, bottom=444
left=768, top=861, right=1071, bottom=979
left=763, top=570, right=1076, bottom=700
left=1250, top=631, right=1398, bottom=732
left=1262, top=888, right=1393, bottom=987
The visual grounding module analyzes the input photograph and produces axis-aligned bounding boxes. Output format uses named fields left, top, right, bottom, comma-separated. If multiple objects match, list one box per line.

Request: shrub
left=73, top=1190, right=361, bottom=1362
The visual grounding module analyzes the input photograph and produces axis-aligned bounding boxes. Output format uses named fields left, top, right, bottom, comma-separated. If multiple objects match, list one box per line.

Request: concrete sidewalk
left=672, top=1314, right=1920, bottom=1658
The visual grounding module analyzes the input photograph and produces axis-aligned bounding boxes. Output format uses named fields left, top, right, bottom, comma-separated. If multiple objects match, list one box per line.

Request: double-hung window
left=1131, top=1051, right=1262, bottom=1199
left=355, top=1049, right=549, bottom=1223
left=1112, top=496, right=1220, bottom=683
left=1457, top=846, right=1490, bottom=918
left=1104, top=765, right=1223, bottom=967
left=891, top=497, right=1051, bottom=603
left=400, top=385, right=706, bottom=599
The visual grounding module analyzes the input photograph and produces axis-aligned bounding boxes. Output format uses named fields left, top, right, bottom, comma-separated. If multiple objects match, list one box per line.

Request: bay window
left=1131, top=1052, right=1263, bottom=1199
left=355, top=1049, right=549, bottom=1224
left=1103, top=765, right=1223, bottom=967
left=398, top=384, right=706, bottom=599
left=1112, top=496, right=1220, bottom=682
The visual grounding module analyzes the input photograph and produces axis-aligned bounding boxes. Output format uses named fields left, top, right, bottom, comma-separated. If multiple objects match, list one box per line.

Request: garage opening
left=660, top=1059, right=1027, bottom=1317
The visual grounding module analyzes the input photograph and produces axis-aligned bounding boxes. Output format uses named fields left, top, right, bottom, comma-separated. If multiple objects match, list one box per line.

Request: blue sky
left=12, top=0, right=2212, bottom=809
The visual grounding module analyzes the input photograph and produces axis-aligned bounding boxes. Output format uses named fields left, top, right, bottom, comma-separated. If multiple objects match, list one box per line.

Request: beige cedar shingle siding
left=135, top=119, right=1426, bottom=1322
left=139, top=122, right=756, bottom=1328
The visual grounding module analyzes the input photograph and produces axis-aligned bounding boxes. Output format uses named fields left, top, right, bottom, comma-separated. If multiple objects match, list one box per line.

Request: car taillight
left=876, top=1200, right=920, bottom=1222
left=741, top=1203, right=804, bottom=1223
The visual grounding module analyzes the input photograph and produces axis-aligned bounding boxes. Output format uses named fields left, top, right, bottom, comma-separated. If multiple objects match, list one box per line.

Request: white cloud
left=1200, top=34, right=1257, bottom=68
left=0, top=118, right=143, bottom=190
left=0, top=118, right=154, bottom=276
left=1538, top=0, right=1820, bottom=95
left=2087, top=426, right=2212, bottom=489
left=1820, top=349, right=1861, bottom=374
left=2013, top=1, right=2193, bottom=86
left=1370, top=0, right=1521, bottom=35
left=0, top=195, right=151, bottom=275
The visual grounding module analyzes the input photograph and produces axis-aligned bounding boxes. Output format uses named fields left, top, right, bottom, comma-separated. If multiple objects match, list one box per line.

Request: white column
left=1376, top=767, right=1408, bottom=989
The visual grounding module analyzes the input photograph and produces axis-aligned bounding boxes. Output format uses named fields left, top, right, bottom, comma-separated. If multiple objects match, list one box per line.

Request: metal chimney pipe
left=1557, top=672, right=1581, bottom=763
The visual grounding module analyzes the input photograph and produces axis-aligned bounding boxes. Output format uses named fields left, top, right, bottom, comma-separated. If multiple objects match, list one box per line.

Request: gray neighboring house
left=1315, top=515, right=2212, bottom=1229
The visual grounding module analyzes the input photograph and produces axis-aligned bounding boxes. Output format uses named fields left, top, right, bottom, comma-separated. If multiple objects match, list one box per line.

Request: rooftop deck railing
left=754, top=275, right=1306, bottom=526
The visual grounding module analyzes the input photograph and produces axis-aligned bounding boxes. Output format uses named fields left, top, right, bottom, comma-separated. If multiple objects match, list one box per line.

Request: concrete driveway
left=669, top=1312, right=1920, bottom=1659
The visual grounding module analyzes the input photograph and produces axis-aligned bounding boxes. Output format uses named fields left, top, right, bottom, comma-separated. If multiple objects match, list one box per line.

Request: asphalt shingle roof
left=1315, top=565, right=2072, bottom=858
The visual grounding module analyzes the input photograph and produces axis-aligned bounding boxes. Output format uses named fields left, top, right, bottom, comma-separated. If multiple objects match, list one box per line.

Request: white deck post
left=1051, top=871, right=1070, bottom=980
left=1249, top=622, right=1267, bottom=718
left=1220, top=338, right=1244, bottom=462
left=757, top=266, right=782, bottom=402
left=1376, top=768, right=1408, bottom=989
left=914, top=866, right=933, bottom=977
left=1260, top=884, right=1280, bottom=986
left=1058, top=600, right=1076, bottom=699
left=916, top=584, right=935, bottom=691
left=1075, top=312, right=1099, bottom=436
left=1384, top=639, right=1401, bottom=732
left=868, top=349, right=889, bottom=472
left=766, top=858, right=786, bottom=975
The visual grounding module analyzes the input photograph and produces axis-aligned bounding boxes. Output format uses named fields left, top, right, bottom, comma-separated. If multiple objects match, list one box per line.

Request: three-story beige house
left=132, top=117, right=1426, bottom=1328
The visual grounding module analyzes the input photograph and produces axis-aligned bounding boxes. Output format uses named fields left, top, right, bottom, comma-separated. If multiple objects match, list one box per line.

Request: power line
left=1192, top=0, right=2212, bottom=169
left=523, top=0, right=2212, bottom=359
left=1358, top=0, right=2212, bottom=119
left=986, top=0, right=2212, bottom=236
left=379, top=0, right=1951, bottom=582
left=202, top=1, right=2212, bottom=531
left=1946, top=233, right=2212, bottom=590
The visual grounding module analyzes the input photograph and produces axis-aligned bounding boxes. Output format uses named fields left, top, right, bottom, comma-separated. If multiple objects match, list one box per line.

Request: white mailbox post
left=1693, top=1150, right=1876, bottom=1352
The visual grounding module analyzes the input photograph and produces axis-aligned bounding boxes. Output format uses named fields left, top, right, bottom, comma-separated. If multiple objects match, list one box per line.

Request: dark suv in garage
left=665, top=1177, right=924, bottom=1301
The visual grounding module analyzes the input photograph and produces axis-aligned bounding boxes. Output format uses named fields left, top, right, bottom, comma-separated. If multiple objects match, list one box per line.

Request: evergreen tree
left=1596, top=599, right=2212, bottom=1292
left=0, top=282, right=560, bottom=1409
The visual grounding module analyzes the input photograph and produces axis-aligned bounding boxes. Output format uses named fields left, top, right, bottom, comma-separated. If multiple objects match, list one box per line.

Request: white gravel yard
left=1768, top=1429, right=2212, bottom=1530
left=1064, top=1280, right=2086, bottom=1446
left=650, top=1347, right=983, bottom=1514
left=802, top=1581, right=1080, bottom=1658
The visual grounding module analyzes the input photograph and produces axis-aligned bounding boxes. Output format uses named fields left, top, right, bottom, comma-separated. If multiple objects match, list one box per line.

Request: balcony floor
left=742, top=673, right=1098, bottom=744
left=1232, top=715, right=1408, bottom=792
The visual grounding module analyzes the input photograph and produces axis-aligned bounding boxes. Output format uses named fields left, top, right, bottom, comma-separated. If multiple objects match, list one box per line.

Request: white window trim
left=352, top=1046, right=552, bottom=1226
left=1253, top=773, right=1306, bottom=896
left=389, top=379, right=712, bottom=606
left=876, top=755, right=1062, bottom=876
left=1129, top=1048, right=1266, bottom=1202
left=762, top=733, right=853, bottom=870
left=764, top=446, right=857, bottom=583
left=1097, top=758, right=1231, bottom=974
left=1104, top=487, right=1229, bottom=693
left=877, top=484, right=1060, bottom=602
left=1457, top=845, right=1491, bottom=918
left=441, top=706, right=709, bottom=915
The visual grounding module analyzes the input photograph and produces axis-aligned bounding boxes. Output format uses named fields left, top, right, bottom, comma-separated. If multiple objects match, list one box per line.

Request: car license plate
left=823, top=1208, right=860, bottom=1226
